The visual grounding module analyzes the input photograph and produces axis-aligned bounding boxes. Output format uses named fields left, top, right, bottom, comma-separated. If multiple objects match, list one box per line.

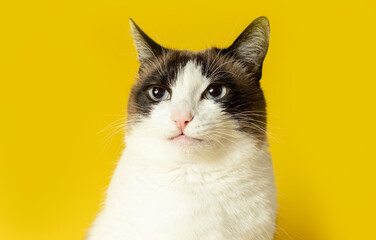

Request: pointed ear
left=226, top=16, right=270, bottom=78
left=129, top=18, right=166, bottom=62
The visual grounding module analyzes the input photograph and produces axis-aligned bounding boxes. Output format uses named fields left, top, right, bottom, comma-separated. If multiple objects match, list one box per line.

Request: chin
left=166, top=134, right=206, bottom=155
left=171, top=135, right=201, bottom=148
left=171, top=137, right=231, bottom=161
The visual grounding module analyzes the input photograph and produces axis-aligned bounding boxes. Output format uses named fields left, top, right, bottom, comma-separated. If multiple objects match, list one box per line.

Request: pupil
left=153, top=87, right=165, bottom=99
left=209, top=85, right=222, bottom=97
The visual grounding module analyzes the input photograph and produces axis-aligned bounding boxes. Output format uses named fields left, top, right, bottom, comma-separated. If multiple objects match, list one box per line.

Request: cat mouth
left=170, top=133, right=202, bottom=142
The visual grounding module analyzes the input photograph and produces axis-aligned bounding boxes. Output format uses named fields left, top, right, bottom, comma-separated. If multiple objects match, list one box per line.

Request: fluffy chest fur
left=89, top=134, right=276, bottom=240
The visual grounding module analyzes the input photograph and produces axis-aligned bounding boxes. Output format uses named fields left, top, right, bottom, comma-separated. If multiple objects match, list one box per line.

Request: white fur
left=88, top=62, right=277, bottom=240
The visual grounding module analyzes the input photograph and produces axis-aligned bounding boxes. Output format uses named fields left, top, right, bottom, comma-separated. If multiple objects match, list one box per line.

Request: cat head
left=127, top=17, right=270, bottom=155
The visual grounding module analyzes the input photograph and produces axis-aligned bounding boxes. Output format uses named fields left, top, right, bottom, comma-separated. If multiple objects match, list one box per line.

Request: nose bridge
left=174, top=98, right=191, bottom=113
left=171, top=99, right=194, bottom=132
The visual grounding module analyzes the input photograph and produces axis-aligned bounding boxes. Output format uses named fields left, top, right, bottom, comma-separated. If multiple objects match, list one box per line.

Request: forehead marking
left=171, top=61, right=209, bottom=102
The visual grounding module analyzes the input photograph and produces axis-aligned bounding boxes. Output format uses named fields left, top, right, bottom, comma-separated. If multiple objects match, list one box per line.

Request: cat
left=87, top=16, right=277, bottom=240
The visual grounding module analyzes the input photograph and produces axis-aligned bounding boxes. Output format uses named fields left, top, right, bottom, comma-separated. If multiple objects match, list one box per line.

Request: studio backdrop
left=0, top=0, right=375, bottom=239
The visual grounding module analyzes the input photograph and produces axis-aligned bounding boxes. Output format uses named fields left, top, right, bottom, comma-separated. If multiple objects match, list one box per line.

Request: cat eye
left=203, top=84, right=228, bottom=101
left=147, top=86, right=171, bottom=101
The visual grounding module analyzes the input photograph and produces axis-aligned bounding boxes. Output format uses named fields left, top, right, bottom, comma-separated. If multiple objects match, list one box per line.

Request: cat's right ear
left=129, top=18, right=166, bottom=63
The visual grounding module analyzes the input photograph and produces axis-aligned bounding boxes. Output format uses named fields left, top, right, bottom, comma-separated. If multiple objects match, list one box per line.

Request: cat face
left=127, top=17, right=270, bottom=153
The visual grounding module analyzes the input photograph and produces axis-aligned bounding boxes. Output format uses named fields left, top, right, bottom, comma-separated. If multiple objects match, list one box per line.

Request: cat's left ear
left=129, top=18, right=166, bottom=63
left=225, top=16, right=270, bottom=79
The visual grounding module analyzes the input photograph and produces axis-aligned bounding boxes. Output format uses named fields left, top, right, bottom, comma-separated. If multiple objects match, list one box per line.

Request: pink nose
left=171, top=110, right=193, bottom=132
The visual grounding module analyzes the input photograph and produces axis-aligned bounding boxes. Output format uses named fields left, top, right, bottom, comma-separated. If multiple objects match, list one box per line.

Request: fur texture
left=88, top=16, right=277, bottom=240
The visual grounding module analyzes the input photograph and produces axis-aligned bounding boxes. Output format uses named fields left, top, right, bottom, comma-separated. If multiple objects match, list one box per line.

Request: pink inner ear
left=171, top=109, right=193, bottom=133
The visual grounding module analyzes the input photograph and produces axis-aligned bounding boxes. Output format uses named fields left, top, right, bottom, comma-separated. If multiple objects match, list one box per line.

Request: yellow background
left=1, top=0, right=375, bottom=239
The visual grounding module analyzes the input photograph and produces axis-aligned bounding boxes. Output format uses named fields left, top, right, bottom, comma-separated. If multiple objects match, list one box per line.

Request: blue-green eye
left=204, top=85, right=228, bottom=100
left=147, top=86, right=171, bottom=101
